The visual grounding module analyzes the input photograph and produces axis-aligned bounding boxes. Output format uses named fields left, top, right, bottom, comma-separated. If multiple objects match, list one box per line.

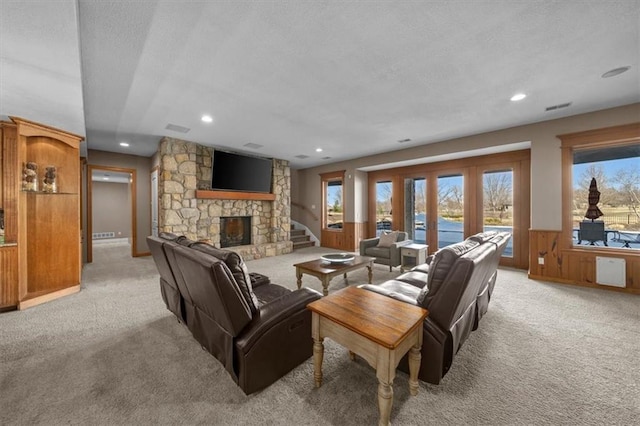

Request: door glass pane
left=404, top=178, right=426, bottom=243
left=437, top=174, right=463, bottom=248
left=326, top=180, right=343, bottom=229
left=483, top=169, right=513, bottom=257
left=376, top=180, right=393, bottom=236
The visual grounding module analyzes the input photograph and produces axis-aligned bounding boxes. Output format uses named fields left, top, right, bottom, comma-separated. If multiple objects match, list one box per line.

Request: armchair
left=359, top=231, right=411, bottom=271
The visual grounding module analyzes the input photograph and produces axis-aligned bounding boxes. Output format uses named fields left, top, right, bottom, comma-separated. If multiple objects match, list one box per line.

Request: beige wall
left=292, top=103, right=640, bottom=238
left=87, top=149, right=152, bottom=254
left=92, top=181, right=131, bottom=238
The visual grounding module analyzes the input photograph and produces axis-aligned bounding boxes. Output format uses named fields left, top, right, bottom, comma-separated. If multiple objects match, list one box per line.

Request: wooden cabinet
left=1, top=117, right=83, bottom=310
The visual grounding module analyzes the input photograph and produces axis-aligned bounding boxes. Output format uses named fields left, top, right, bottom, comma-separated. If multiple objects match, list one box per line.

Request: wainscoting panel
left=529, top=229, right=639, bottom=294
left=0, top=245, right=18, bottom=309
left=321, top=222, right=367, bottom=252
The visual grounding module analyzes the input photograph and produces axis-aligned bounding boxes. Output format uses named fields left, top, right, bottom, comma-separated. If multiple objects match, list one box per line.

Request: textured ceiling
left=2, top=1, right=639, bottom=169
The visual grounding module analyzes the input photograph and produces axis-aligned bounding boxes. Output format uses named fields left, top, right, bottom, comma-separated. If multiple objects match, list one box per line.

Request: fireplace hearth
left=221, top=216, right=252, bottom=248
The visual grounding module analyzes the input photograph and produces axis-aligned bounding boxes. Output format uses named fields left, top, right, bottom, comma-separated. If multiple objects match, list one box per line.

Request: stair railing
left=291, top=201, right=319, bottom=222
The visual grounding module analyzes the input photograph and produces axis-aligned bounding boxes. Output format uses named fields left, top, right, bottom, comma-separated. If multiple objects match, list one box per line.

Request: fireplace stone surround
left=157, top=137, right=292, bottom=260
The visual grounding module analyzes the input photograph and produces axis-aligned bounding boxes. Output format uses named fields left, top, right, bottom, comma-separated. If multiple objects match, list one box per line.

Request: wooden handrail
left=291, top=201, right=319, bottom=221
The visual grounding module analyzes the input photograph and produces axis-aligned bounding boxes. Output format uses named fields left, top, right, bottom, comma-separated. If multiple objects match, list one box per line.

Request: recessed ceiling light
left=201, top=115, right=213, bottom=123
left=119, top=142, right=129, bottom=147
left=510, top=93, right=527, bottom=101
left=602, top=66, right=631, bottom=78
left=316, top=148, right=323, bottom=152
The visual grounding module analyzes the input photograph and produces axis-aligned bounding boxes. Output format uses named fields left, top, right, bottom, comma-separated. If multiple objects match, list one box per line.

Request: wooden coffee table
left=307, top=287, right=428, bottom=426
left=294, top=255, right=375, bottom=296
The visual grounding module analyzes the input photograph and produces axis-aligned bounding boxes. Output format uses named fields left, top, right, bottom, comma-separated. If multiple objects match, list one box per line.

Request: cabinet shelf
left=23, top=191, right=78, bottom=195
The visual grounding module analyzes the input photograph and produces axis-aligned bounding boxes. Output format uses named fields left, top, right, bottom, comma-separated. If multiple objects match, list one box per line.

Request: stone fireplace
left=220, top=216, right=251, bottom=248
left=156, top=137, right=293, bottom=260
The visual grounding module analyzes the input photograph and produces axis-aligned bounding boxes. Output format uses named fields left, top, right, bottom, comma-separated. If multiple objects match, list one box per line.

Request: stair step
left=291, top=235, right=310, bottom=243
left=293, top=240, right=315, bottom=249
left=290, top=229, right=306, bottom=236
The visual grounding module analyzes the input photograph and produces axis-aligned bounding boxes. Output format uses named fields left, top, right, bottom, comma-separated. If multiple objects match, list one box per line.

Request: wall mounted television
left=211, top=150, right=273, bottom=193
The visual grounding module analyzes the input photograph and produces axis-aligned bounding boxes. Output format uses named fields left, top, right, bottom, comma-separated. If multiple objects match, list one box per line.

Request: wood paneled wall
left=0, top=246, right=18, bottom=310
left=535, top=123, right=640, bottom=295
left=529, top=229, right=640, bottom=294
left=321, top=221, right=367, bottom=251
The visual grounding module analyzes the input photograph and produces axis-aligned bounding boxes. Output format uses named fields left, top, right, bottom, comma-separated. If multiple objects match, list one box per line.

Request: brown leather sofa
left=360, top=231, right=510, bottom=384
left=147, top=233, right=322, bottom=394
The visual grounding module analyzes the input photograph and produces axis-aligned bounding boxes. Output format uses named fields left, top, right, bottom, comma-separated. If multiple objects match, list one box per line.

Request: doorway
left=87, top=165, right=137, bottom=263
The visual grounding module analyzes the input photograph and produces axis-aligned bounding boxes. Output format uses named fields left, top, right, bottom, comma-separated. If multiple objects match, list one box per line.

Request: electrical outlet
left=538, top=257, right=544, bottom=265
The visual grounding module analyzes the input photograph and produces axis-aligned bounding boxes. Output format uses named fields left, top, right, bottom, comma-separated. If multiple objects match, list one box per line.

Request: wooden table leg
left=321, top=276, right=330, bottom=296
left=296, top=268, right=302, bottom=290
left=367, top=262, right=373, bottom=283
left=377, top=349, right=395, bottom=426
left=377, top=380, right=393, bottom=426
left=408, top=341, right=421, bottom=396
left=313, top=337, right=324, bottom=387
left=311, top=312, right=324, bottom=387
left=349, top=351, right=356, bottom=361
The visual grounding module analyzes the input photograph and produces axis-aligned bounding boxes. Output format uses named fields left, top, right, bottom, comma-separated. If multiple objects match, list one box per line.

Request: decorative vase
left=42, top=165, right=57, bottom=193
left=22, top=162, right=38, bottom=192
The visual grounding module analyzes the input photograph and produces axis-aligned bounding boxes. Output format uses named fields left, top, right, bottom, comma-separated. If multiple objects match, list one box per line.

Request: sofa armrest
left=359, top=237, right=380, bottom=255
left=249, top=272, right=270, bottom=288
left=235, top=287, right=322, bottom=353
left=359, top=281, right=420, bottom=306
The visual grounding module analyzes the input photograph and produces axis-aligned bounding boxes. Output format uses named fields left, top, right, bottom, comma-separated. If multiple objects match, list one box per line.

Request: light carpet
left=1, top=244, right=638, bottom=425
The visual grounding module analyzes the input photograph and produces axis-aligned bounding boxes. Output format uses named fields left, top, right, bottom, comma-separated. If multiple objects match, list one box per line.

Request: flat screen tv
left=211, top=150, right=272, bottom=193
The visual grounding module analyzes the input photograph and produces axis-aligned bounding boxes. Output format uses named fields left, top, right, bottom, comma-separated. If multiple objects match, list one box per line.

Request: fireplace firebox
left=221, top=216, right=251, bottom=248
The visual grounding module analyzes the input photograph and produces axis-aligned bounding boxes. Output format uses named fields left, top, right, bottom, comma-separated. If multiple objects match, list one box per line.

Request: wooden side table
left=400, top=243, right=428, bottom=272
left=307, top=287, right=428, bottom=426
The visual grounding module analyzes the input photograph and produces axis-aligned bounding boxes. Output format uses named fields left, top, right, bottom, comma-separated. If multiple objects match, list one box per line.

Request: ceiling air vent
left=545, top=102, right=572, bottom=112
left=165, top=123, right=191, bottom=133
left=398, top=138, right=412, bottom=143
left=244, top=143, right=263, bottom=149
left=295, top=155, right=309, bottom=159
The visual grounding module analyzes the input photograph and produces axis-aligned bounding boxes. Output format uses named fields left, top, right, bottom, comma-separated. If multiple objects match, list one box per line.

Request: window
left=375, top=180, right=393, bottom=236
left=437, top=174, right=464, bottom=248
left=321, top=171, right=345, bottom=230
left=571, top=144, right=640, bottom=249
left=560, top=123, right=640, bottom=252
left=483, top=169, right=514, bottom=257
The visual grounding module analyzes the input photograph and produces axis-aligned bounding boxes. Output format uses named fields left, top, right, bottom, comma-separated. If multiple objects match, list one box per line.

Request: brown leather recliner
left=147, top=233, right=196, bottom=323
left=163, top=242, right=322, bottom=395
left=360, top=232, right=510, bottom=384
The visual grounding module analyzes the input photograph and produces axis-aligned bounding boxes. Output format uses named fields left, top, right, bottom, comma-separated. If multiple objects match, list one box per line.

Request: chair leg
left=389, top=265, right=392, bottom=272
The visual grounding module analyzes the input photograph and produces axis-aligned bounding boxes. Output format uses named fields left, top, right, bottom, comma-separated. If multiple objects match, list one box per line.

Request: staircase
left=290, top=227, right=315, bottom=250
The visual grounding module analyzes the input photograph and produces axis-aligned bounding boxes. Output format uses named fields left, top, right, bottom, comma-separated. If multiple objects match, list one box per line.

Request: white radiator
left=92, top=232, right=115, bottom=240
left=595, top=257, right=626, bottom=288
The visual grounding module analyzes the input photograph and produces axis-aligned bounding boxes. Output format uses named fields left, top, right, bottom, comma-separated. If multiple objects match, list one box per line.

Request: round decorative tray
left=321, top=253, right=355, bottom=264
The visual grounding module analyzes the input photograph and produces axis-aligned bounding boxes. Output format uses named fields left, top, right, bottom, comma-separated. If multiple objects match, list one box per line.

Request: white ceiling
left=1, top=1, right=639, bottom=169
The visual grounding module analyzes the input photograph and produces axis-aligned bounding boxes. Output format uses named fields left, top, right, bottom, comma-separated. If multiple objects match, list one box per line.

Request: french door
left=403, top=171, right=467, bottom=251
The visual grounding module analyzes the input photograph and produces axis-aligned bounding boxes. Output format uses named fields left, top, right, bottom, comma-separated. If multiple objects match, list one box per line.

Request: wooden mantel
left=195, top=190, right=276, bottom=201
